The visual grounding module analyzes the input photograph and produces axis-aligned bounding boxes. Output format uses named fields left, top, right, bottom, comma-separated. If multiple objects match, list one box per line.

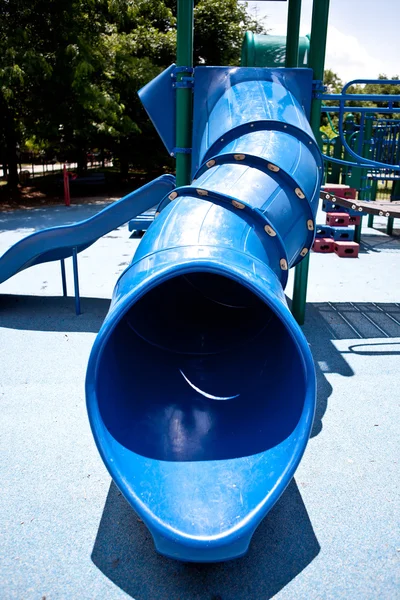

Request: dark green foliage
left=0, top=1, right=264, bottom=187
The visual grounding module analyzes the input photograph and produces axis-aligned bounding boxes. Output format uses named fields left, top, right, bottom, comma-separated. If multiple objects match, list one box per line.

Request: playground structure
left=86, top=64, right=322, bottom=562
left=85, top=0, right=399, bottom=563
left=323, top=114, right=400, bottom=237
left=0, top=175, right=175, bottom=314
left=0, top=0, right=399, bottom=566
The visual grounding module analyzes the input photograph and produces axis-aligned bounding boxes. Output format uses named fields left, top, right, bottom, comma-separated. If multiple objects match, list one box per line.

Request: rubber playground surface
left=0, top=201, right=399, bottom=599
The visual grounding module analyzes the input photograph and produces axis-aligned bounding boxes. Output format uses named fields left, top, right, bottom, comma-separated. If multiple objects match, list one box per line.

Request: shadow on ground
left=0, top=202, right=114, bottom=233
left=90, top=301, right=400, bottom=599
left=91, top=479, right=319, bottom=600
left=304, top=301, right=400, bottom=436
left=359, top=232, right=400, bottom=253
left=0, top=294, right=110, bottom=333
left=1, top=293, right=399, bottom=598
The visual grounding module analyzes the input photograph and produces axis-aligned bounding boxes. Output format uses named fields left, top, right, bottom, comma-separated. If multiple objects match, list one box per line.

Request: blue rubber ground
left=0, top=202, right=399, bottom=599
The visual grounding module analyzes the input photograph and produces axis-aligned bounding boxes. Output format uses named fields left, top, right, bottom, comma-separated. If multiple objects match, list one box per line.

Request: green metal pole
left=285, top=0, right=302, bottom=68
left=343, top=114, right=355, bottom=185
left=354, top=115, right=373, bottom=243
left=175, top=0, right=194, bottom=187
left=387, top=179, right=399, bottom=235
left=367, top=178, right=378, bottom=227
left=292, top=0, right=330, bottom=325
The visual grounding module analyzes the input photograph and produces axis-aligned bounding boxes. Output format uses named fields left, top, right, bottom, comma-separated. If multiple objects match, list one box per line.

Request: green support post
left=285, top=0, right=302, bottom=68
left=387, top=215, right=394, bottom=236
left=355, top=115, right=374, bottom=244
left=291, top=0, right=330, bottom=325
left=343, top=114, right=356, bottom=185
left=175, top=0, right=194, bottom=187
left=367, top=177, right=378, bottom=227
left=387, top=179, right=400, bottom=235
left=367, top=115, right=377, bottom=228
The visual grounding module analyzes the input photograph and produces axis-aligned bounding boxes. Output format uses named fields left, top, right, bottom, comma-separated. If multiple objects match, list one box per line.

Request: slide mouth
left=91, top=262, right=313, bottom=463
left=126, top=272, right=272, bottom=355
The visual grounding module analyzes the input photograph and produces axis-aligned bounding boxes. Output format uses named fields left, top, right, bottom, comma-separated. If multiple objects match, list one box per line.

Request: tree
left=324, top=69, right=343, bottom=94
left=0, top=0, right=122, bottom=184
left=193, top=0, right=265, bottom=66
left=0, top=1, right=53, bottom=186
left=99, top=0, right=266, bottom=174
left=0, top=0, right=266, bottom=188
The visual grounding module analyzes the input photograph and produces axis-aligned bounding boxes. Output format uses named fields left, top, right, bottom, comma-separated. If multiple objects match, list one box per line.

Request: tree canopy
left=0, top=0, right=265, bottom=187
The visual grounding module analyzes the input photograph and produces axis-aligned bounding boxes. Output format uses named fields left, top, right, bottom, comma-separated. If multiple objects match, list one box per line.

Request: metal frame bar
left=318, top=79, right=400, bottom=171
left=72, top=247, right=81, bottom=316
left=291, top=0, right=330, bottom=325
left=322, top=107, right=400, bottom=114
left=175, top=0, right=194, bottom=187
left=60, top=259, right=67, bottom=297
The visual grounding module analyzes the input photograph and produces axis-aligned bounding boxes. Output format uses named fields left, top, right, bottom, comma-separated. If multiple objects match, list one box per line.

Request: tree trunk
left=77, top=147, right=87, bottom=174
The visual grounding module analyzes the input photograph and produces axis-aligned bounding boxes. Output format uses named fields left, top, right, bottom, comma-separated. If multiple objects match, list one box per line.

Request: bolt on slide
left=86, top=65, right=323, bottom=562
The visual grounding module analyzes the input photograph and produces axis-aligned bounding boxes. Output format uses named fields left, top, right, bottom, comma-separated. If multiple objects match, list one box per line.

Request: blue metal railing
left=318, top=79, right=400, bottom=172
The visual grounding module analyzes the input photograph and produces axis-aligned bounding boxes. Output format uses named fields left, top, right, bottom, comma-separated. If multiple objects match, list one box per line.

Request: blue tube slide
left=0, top=175, right=175, bottom=286
left=86, top=67, right=323, bottom=562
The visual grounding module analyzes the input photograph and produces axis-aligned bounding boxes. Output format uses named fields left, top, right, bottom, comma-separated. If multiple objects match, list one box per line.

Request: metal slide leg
left=72, top=247, right=81, bottom=315
left=386, top=217, right=394, bottom=236
left=354, top=218, right=362, bottom=244
left=60, top=259, right=67, bottom=296
left=368, top=214, right=374, bottom=228
left=292, top=254, right=310, bottom=326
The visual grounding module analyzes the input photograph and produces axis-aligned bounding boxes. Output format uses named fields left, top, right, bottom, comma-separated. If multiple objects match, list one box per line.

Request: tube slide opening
left=96, top=272, right=307, bottom=462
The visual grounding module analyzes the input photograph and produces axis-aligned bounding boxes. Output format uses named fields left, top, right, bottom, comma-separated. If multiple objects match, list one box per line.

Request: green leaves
left=0, top=0, right=265, bottom=181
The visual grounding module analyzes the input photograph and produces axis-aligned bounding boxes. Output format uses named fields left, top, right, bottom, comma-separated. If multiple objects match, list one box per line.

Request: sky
left=246, top=0, right=400, bottom=83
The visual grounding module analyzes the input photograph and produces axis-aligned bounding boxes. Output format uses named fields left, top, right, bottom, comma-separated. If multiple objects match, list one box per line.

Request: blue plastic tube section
left=86, top=68, right=322, bottom=562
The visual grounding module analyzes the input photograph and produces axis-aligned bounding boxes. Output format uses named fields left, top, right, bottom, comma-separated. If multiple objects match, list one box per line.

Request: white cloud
left=254, top=23, right=389, bottom=83
left=325, top=26, right=387, bottom=83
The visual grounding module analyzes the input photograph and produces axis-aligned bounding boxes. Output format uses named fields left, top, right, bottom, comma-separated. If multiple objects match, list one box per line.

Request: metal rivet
left=234, top=154, right=246, bottom=161
left=332, top=197, right=336, bottom=202
left=358, top=207, right=363, bottom=212
left=283, top=125, right=287, bottom=129
left=168, top=191, right=178, bottom=200
left=206, top=159, right=215, bottom=168
left=379, top=211, right=384, bottom=216
left=264, top=224, right=276, bottom=236
left=170, top=152, right=175, bottom=157
left=196, top=189, right=208, bottom=196
left=232, top=200, right=245, bottom=209
left=295, top=187, right=306, bottom=199
left=307, top=220, right=314, bottom=231
left=300, top=247, right=308, bottom=257
left=325, top=194, right=330, bottom=199
left=280, top=258, right=288, bottom=270
left=268, top=163, right=280, bottom=173
left=386, top=212, right=390, bottom=217
left=309, top=141, right=313, bottom=145
left=352, top=204, right=356, bottom=209
left=250, top=123, right=254, bottom=128
left=220, top=138, right=224, bottom=142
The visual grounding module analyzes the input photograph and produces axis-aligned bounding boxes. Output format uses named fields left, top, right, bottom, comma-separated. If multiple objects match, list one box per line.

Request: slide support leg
left=292, top=254, right=310, bottom=326
left=72, top=247, right=81, bottom=316
left=60, top=259, right=67, bottom=297
left=354, top=219, right=362, bottom=244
